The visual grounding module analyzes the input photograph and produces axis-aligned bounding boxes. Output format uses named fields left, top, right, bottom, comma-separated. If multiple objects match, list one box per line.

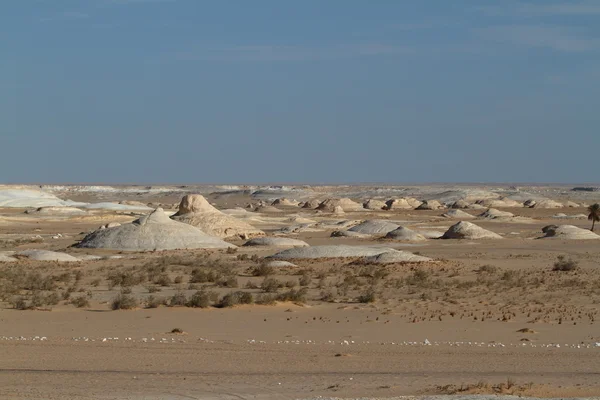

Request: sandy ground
left=1, top=185, right=600, bottom=399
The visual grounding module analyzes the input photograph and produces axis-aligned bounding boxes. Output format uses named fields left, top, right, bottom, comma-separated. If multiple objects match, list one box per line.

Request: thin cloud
left=480, top=25, right=600, bottom=52
left=39, top=11, right=89, bottom=22
left=175, top=43, right=411, bottom=62
left=479, top=1, right=600, bottom=16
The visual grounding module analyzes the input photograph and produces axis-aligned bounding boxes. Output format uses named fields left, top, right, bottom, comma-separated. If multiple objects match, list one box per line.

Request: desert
left=1, top=183, right=599, bottom=400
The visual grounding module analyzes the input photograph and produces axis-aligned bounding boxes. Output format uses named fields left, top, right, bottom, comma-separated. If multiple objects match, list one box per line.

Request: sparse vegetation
left=552, top=255, right=578, bottom=272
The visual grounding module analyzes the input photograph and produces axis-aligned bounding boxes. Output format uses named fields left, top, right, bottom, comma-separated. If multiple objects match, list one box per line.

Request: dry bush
left=111, top=293, right=138, bottom=310
left=70, top=295, right=90, bottom=308
left=261, top=278, right=283, bottom=293
left=553, top=255, right=578, bottom=272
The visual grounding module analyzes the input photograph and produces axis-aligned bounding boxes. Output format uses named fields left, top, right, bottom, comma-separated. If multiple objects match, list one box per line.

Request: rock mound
left=417, top=230, right=445, bottom=239
left=364, top=251, right=432, bottom=264
left=552, top=213, right=587, bottom=219
left=385, top=198, right=421, bottom=210
left=269, top=245, right=401, bottom=260
left=530, top=199, right=564, bottom=209
left=301, top=199, right=321, bottom=209
left=25, top=206, right=86, bottom=216
left=363, top=199, right=387, bottom=210
left=271, top=198, right=299, bottom=207
left=450, top=199, right=471, bottom=209
left=17, top=249, right=80, bottom=262
left=540, top=225, right=600, bottom=239
left=442, top=221, right=502, bottom=240
left=0, top=253, right=17, bottom=263
left=243, top=237, right=309, bottom=247
left=317, top=198, right=363, bottom=212
left=416, top=200, right=444, bottom=210
left=330, top=230, right=373, bottom=238
left=385, top=227, right=427, bottom=241
left=172, top=194, right=264, bottom=239
left=478, top=208, right=515, bottom=220
left=347, top=220, right=400, bottom=235
left=78, top=208, right=235, bottom=251
left=476, top=198, right=522, bottom=208
left=265, top=261, right=298, bottom=268
left=442, top=209, right=475, bottom=219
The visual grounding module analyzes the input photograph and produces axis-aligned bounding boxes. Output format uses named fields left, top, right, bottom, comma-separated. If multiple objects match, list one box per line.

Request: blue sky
left=2, top=0, right=599, bottom=184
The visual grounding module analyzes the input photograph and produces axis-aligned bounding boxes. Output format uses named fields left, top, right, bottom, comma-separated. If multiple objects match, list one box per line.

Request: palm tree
left=588, top=203, right=600, bottom=231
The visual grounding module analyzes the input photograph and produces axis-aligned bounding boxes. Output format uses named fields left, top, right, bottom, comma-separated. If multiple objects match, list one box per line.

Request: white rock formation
left=385, top=227, right=427, bottom=241
left=17, top=249, right=80, bottom=262
left=78, top=208, right=235, bottom=251
left=540, top=225, right=600, bottom=239
left=243, top=237, right=309, bottom=247
left=442, top=221, right=502, bottom=240
left=171, top=194, right=264, bottom=239
left=347, top=220, right=400, bottom=235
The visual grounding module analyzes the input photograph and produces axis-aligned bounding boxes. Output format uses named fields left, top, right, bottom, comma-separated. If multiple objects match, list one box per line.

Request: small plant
left=111, top=293, right=138, bottom=310
left=299, top=274, right=311, bottom=287
left=254, top=293, right=276, bottom=305
left=145, top=295, right=166, bottom=308
left=71, top=295, right=90, bottom=308
left=277, top=288, right=307, bottom=303
left=187, top=290, right=212, bottom=308
left=260, top=278, right=282, bottom=293
left=168, top=291, right=188, bottom=307
left=477, top=265, right=498, bottom=274
left=552, top=255, right=578, bottom=271
left=357, top=287, right=376, bottom=303
left=252, top=264, right=274, bottom=277
left=226, top=247, right=237, bottom=254
left=146, top=285, right=162, bottom=293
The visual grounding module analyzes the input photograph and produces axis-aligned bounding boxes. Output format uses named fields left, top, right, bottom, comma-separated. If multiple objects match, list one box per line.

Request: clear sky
left=2, top=0, right=599, bottom=184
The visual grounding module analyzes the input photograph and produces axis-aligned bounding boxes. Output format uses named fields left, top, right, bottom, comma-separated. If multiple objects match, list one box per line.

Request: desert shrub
left=11, top=296, right=30, bottom=310
left=255, top=293, right=276, bottom=305
left=277, top=288, right=307, bottom=303
left=153, top=273, right=173, bottom=287
left=168, top=291, right=188, bottom=307
left=111, top=293, right=138, bottom=310
left=74, top=270, right=84, bottom=282
left=71, top=295, right=90, bottom=308
left=24, top=272, right=55, bottom=291
left=299, top=274, right=311, bottom=287
left=357, top=287, right=377, bottom=303
left=45, top=291, right=61, bottom=306
left=553, top=255, right=578, bottom=271
left=173, top=275, right=183, bottom=284
left=238, top=291, right=253, bottom=304
left=189, top=268, right=220, bottom=283
left=187, top=290, right=213, bottom=308
left=107, top=271, right=143, bottom=289
left=284, top=280, right=296, bottom=288
left=320, top=289, right=336, bottom=302
left=90, top=278, right=101, bottom=287
left=226, top=247, right=237, bottom=254
left=217, top=276, right=238, bottom=288
left=406, top=269, right=429, bottom=286
left=245, top=280, right=258, bottom=289
left=217, top=292, right=241, bottom=308
left=252, top=264, right=274, bottom=277
left=261, top=278, right=282, bottom=293
left=146, top=285, right=162, bottom=293
left=237, top=253, right=249, bottom=261
left=145, top=295, right=166, bottom=308
left=477, top=265, right=498, bottom=274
